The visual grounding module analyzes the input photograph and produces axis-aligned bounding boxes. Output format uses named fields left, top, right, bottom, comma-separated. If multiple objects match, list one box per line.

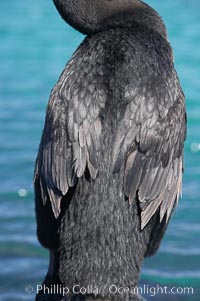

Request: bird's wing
left=34, top=45, right=107, bottom=218
left=112, top=66, right=186, bottom=230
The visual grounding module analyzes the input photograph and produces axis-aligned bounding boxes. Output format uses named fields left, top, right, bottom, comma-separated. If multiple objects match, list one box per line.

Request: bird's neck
left=53, top=0, right=167, bottom=37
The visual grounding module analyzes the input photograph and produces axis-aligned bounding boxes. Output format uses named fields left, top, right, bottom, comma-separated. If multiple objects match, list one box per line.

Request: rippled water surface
left=0, top=0, right=199, bottom=300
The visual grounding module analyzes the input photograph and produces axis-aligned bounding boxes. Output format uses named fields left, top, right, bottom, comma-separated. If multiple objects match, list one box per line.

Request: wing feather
left=34, top=45, right=107, bottom=217
left=112, top=69, right=186, bottom=230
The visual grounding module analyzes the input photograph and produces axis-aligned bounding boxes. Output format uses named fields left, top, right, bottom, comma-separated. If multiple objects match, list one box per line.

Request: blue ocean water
left=0, top=0, right=199, bottom=300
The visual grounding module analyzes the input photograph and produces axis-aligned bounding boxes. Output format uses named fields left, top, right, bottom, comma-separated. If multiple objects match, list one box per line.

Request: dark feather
left=112, top=63, right=186, bottom=230
left=34, top=45, right=107, bottom=217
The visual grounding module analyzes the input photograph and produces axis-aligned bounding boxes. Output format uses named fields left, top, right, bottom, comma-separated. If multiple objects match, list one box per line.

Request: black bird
left=34, top=0, right=186, bottom=300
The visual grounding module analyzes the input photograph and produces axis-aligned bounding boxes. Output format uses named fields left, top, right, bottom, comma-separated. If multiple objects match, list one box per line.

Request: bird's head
left=53, top=0, right=167, bottom=37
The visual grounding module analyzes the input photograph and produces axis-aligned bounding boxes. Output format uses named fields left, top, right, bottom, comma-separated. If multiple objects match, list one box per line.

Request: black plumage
left=34, top=1, right=186, bottom=300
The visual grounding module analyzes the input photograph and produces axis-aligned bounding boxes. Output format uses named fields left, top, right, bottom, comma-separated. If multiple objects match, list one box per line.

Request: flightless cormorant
left=34, top=0, right=186, bottom=300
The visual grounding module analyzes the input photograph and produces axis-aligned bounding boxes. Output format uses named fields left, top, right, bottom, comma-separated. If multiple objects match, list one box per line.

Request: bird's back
left=34, top=13, right=186, bottom=301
